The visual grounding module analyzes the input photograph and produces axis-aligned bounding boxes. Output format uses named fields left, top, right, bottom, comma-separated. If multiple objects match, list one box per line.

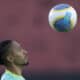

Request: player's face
left=12, top=41, right=29, bottom=66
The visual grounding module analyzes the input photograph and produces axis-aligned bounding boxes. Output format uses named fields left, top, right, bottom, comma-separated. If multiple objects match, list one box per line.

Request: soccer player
left=0, top=40, right=29, bottom=80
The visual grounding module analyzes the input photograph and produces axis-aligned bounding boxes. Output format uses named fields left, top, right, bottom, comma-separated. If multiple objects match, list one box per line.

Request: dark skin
left=5, top=41, right=29, bottom=76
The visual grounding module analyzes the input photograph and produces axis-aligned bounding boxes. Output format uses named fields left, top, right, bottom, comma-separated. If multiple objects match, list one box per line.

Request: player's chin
left=23, top=61, right=29, bottom=66
left=26, top=62, right=29, bottom=66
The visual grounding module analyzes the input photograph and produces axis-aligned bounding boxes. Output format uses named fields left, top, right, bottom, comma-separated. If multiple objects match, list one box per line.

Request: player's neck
left=6, top=64, right=23, bottom=76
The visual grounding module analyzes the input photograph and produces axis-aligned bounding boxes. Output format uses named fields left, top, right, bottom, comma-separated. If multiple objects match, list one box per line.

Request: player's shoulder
left=0, top=70, right=26, bottom=80
left=1, top=72, right=26, bottom=80
left=0, top=72, right=13, bottom=80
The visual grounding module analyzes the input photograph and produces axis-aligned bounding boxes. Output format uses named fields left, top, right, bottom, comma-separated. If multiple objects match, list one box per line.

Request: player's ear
left=6, top=55, right=14, bottom=63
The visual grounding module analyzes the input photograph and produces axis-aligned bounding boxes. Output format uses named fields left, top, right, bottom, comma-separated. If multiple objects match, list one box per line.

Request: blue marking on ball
left=54, top=12, right=72, bottom=32
left=54, top=4, right=70, bottom=10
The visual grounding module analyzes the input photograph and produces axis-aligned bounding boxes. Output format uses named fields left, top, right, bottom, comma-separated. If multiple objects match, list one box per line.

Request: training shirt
left=1, top=69, right=26, bottom=80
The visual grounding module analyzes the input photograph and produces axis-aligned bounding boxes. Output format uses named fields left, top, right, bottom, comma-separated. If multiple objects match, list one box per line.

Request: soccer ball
left=48, top=4, right=77, bottom=32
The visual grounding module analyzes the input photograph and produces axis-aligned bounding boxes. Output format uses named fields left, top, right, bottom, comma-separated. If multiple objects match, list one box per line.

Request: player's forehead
left=11, top=41, right=21, bottom=50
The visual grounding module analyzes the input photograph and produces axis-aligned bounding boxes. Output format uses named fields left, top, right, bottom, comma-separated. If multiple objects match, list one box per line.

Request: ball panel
left=70, top=7, right=77, bottom=27
left=48, top=7, right=72, bottom=26
left=48, top=9, right=66, bottom=28
left=54, top=17, right=71, bottom=32
left=54, top=4, right=70, bottom=10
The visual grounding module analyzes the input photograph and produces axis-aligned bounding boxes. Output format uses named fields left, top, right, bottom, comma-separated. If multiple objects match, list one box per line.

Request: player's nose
left=23, top=49, right=28, bottom=55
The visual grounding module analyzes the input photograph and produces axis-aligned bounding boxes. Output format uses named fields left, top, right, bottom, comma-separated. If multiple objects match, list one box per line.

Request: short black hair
left=0, top=40, right=12, bottom=65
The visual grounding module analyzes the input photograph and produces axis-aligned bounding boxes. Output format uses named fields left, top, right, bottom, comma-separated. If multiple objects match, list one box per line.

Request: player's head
left=0, top=40, right=29, bottom=67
